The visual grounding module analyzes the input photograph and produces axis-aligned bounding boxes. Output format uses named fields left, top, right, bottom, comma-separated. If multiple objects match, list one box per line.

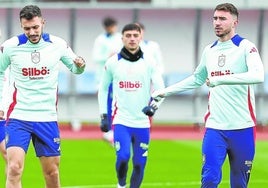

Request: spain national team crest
left=218, top=54, right=226, bottom=67
left=31, top=51, right=40, bottom=64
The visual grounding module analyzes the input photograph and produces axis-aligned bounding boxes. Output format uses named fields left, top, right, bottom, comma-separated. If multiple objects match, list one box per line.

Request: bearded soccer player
left=0, top=5, right=85, bottom=188
left=0, top=28, right=7, bottom=175
left=152, top=3, right=264, bottom=188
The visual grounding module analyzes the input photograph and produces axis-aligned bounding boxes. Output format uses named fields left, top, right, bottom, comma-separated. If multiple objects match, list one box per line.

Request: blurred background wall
left=0, top=0, right=268, bottom=125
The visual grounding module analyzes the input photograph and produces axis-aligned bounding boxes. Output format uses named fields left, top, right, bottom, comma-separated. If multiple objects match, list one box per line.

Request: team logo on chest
left=31, top=51, right=40, bottom=64
left=218, top=54, right=226, bottom=67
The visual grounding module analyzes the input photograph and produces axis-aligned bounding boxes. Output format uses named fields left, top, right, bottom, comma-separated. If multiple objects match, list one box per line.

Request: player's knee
left=133, top=164, right=141, bottom=174
left=8, top=162, right=23, bottom=178
left=201, top=168, right=220, bottom=187
left=201, top=174, right=219, bottom=188
left=44, top=168, right=60, bottom=182
left=117, top=161, right=128, bottom=178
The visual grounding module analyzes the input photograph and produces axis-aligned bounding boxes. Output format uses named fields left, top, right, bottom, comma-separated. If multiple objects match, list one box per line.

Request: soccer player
left=0, top=69, right=11, bottom=175
left=0, top=28, right=7, bottom=174
left=92, top=16, right=122, bottom=145
left=0, top=5, right=85, bottom=188
left=151, top=3, right=264, bottom=188
left=98, top=23, right=164, bottom=188
left=0, top=119, right=6, bottom=170
left=0, top=119, right=6, bottom=167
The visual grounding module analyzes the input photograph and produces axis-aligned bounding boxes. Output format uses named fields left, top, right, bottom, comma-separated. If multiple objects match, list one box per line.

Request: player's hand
left=142, top=106, right=156, bottom=117
left=100, top=114, right=109, bottom=132
left=142, top=99, right=159, bottom=117
left=151, top=90, right=165, bottom=102
left=142, top=96, right=165, bottom=117
left=74, top=56, right=86, bottom=68
left=206, top=78, right=215, bottom=87
left=0, top=110, right=4, bottom=120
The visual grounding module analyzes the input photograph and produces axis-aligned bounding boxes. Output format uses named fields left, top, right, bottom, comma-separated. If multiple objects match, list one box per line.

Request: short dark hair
left=215, top=3, right=239, bottom=18
left=135, top=22, right=145, bottom=30
left=19, top=5, right=42, bottom=20
left=103, top=17, right=117, bottom=27
left=121, top=23, right=141, bottom=34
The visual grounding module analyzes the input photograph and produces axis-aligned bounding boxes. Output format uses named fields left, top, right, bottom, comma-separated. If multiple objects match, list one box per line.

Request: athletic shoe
left=117, top=183, right=126, bottom=188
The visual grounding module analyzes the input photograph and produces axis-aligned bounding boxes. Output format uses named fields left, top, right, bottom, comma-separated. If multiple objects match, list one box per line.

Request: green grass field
left=0, top=139, right=267, bottom=187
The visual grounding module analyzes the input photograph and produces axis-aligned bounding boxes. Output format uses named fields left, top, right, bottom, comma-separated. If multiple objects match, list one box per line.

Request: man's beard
left=216, top=29, right=231, bottom=38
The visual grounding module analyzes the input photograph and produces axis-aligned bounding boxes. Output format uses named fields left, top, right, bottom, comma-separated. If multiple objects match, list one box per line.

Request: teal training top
left=153, top=34, right=264, bottom=130
left=0, top=33, right=85, bottom=121
left=98, top=51, right=165, bottom=128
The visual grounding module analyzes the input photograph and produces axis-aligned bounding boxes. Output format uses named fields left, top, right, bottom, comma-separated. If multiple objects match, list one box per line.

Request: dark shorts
left=0, top=120, right=6, bottom=142
left=5, top=118, right=61, bottom=157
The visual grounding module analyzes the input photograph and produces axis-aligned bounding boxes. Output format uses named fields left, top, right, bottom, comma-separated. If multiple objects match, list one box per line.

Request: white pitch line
left=62, top=179, right=268, bottom=188
left=61, top=181, right=200, bottom=188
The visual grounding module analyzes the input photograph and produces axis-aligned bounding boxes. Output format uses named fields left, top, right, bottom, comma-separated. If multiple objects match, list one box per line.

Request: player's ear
left=233, top=18, right=238, bottom=28
left=42, top=18, right=46, bottom=26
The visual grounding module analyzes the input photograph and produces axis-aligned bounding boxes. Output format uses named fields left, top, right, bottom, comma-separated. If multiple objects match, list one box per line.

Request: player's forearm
left=97, top=77, right=111, bottom=114
left=98, top=89, right=108, bottom=114
left=209, top=70, right=264, bottom=87
left=152, top=75, right=200, bottom=99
